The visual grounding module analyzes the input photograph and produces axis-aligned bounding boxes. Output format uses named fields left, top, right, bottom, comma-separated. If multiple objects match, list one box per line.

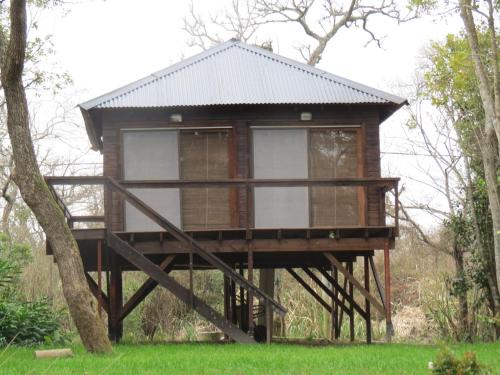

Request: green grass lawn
left=0, top=342, right=499, bottom=374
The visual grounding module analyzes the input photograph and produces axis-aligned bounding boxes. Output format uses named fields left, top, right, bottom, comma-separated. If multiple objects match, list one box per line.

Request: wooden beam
left=369, top=255, right=386, bottom=308
left=324, top=253, right=385, bottom=316
left=286, top=268, right=332, bottom=313
left=117, top=177, right=400, bottom=189
left=119, top=237, right=392, bottom=254
left=314, top=268, right=367, bottom=319
left=118, top=255, right=175, bottom=322
left=45, top=175, right=400, bottom=189
left=84, top=272, right=109, bottom=315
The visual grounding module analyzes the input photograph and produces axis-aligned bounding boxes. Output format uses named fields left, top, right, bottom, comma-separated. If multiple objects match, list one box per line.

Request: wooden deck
left=44, top=175, right=397, bottom=344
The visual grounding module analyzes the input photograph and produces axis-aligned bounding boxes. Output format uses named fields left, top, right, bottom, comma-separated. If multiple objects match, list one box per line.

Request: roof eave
left=80, top=106, right=102, bottom=151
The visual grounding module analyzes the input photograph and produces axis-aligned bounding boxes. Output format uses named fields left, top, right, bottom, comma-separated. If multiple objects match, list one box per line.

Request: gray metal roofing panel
left=80, top=40, right=406, bottom=110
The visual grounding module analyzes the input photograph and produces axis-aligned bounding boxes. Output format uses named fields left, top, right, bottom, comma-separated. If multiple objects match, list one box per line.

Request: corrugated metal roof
left=80, top=40, right=406, bottom=110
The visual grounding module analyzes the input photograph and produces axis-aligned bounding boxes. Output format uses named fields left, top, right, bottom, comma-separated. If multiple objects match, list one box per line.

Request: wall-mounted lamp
left=169, top=113, right=183, bottom=123
left=300, top=112, right=312, bottom=121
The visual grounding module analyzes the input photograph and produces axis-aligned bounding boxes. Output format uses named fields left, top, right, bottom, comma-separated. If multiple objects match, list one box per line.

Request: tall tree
left=458, top=0, right=500, bottom=292
left=184, top=0, right=416, bottom=65
left=423, top=32, right=500, bottom=332
left=0, top=0, right=111, bottom=352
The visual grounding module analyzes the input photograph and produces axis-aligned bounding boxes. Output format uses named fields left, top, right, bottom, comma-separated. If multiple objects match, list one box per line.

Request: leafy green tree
left=423, top=32, right=500, bottom=335
left=411, top=0, right=500, bottom=317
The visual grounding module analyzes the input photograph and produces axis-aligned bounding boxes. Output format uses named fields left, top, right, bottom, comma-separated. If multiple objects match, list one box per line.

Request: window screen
left=123, top=130, right=180, bottom=231
left=179, top=130, right=231, bottom=230
left=253, top=128, right=308, bottom=228
left=309, top=129, right=359, bottom=226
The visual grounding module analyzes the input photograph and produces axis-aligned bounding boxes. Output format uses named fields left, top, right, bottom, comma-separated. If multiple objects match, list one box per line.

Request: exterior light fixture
left=169, top=113, right=183, bottom=123
left=300, top=112, right=312, bottom=121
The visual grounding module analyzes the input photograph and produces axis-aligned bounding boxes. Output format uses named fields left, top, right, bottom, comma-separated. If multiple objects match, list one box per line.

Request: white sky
left=34, top=0, right=463, bottom=227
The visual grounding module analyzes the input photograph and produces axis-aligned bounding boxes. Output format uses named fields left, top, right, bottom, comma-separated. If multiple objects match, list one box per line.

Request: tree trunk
left=460, top=0, right=500, bottom=303
left=479, top=136, right=500, bottom=304
left=0, top=0, right=111, bottom=353
left=452, top=241, right=470, bottom=341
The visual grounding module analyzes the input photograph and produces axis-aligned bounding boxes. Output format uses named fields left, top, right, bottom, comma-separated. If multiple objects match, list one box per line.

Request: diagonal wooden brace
left=323, top=253, right=385, bottom=316
left=118, top=255, right=176, bottom=322
left=85, top=272, right=110, bottom=315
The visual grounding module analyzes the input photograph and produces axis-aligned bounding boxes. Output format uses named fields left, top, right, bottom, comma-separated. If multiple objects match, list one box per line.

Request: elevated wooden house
left=46, top=40, right=405, bottom=344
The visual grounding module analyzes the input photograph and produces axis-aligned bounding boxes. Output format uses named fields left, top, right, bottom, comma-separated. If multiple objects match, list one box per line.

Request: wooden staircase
left=106, top=178, right=286, bottom=344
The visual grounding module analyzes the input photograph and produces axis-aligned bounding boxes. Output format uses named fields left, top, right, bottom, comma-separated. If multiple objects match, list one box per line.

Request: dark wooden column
left=384, top=239, right=393, bottom=342
left=108, top=249, right=123, bottom=342
left=348, top=261, right=355, bottom=342
left=364, top=255, right=372, bottom=344
left=331, top=265, right=338, bottom=341
left=247, top=249, right=254, bottom=338
left=239, top=266, right=246, bottom=330
left=223, top=275, right=231, bottom=340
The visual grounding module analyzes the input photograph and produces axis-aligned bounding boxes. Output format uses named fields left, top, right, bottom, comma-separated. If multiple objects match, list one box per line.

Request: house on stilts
left=46, top=40, right=406, bottom=344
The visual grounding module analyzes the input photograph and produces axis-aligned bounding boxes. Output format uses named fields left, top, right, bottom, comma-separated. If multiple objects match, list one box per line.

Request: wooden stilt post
left=108, top=250, right=123, bottom=342
left=266, top=300, right=272, bottom=344
left=337, top=269, right=348, bottom=340
left=239, top=266, right=245, bottom=330
left=348, top=261, right=355, bottom=342
left=189, top=251, right=194, bottom=308
left=333, top=266, right=340, bottom=339
left=247, top=248, right=254, bottom=338
left=231, top=276, right=237, bottom=326
left=97, top=240, right=102, bottom=318
left=364, top=255, right=372, bottom=344
left=384, top=239, right=393, bottom=342
left=223, top=275, right=230, bottom=340
left=330, top=265, right=336, bottom=341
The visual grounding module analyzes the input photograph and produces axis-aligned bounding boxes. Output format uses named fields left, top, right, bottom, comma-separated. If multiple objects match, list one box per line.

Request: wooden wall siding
left=364, top=122, right=382, bottom=226
left=100, top=105, right=384, bottom=232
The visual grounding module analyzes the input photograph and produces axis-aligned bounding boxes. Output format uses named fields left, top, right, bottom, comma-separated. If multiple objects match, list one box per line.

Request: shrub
left=0, top=299, right=63, bottom=346
left=430, top=345, right=490, bottom=374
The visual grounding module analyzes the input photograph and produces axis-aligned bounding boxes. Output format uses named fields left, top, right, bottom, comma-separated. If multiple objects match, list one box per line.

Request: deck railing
left=45, top=176, right=400, bottom=234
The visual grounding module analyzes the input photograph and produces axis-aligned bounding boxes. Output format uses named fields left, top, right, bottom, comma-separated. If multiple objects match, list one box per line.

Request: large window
left=179, top=130, right=231, bottom=230
left=253, top=128, right=309, bottom=228
left=309, top=129, right=359, bottom=226
left=252, top=127, right=360, bottom=228
left=122, top=129, right=231, bottom=232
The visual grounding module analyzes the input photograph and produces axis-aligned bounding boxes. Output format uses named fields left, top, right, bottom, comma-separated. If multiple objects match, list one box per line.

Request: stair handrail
left=105, top=177, right=287, bottom=316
